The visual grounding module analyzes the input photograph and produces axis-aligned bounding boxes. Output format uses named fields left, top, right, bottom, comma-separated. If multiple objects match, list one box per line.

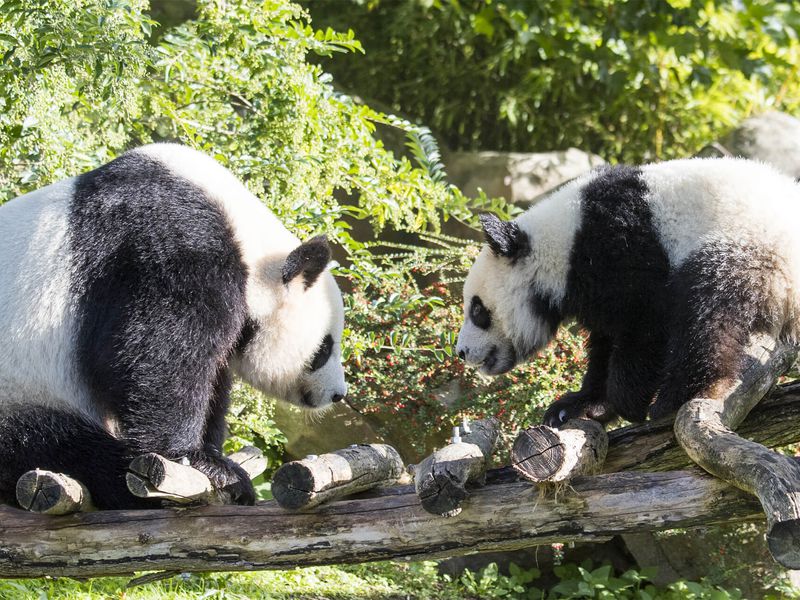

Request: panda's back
left=641, top=158, right=800, bottom=269
left=0, top=145, right=297, bottom=425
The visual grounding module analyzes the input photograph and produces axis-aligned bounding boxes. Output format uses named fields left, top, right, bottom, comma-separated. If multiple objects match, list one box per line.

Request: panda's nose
left=331, top=393, right=345, bottom=403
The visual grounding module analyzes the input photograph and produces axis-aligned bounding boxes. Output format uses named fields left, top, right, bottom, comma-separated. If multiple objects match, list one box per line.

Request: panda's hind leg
left=0, top=406, right=150, bottom=510
left=650, top=240, right=785, bottom=420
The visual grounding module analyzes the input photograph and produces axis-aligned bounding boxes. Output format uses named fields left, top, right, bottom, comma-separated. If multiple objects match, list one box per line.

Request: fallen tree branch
left=674, top=334, right=800, bottom=568
left=604, top=382, right=800, bottom=473
left=0, top=466, right=768, bottom=579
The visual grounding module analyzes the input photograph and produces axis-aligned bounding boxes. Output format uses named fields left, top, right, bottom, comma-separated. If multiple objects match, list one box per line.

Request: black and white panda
left=456, top=158, right=800, bottom=426
left=0, top=144, right=347, bottom=509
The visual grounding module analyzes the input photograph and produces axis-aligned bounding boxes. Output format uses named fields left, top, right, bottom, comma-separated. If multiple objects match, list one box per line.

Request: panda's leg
left=650, top=241, right=782, bottom=419
left=542, top=332, right=614, bottom=427
left=605, top=330, right=667, bottom=423
left=0, top=407, right=151, bottom=510
left=106, top=366, right=255, bottom=506
left=184, top=369, right=256, bottom=504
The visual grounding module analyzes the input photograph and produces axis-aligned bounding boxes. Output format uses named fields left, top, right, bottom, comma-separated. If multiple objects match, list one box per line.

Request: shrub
left=304, top=0, right=800, bottom=162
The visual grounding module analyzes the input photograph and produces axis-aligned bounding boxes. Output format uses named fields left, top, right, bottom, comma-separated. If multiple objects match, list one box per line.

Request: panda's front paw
left=542, top=391, right=614, bottom=428
left=186, top=450, right=256, bottom=506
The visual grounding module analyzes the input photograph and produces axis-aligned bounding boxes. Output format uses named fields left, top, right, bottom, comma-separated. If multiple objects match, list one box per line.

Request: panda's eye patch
left=309, top=334, right=334, bottom=371
left=470, top=296, right=492, bottom=330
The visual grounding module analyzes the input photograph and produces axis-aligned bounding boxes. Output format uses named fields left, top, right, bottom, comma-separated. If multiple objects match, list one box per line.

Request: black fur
left=480, top=213, right=531, bottom=262
left=0, top=151, right=257, bottom=509
left=652, top=239, right=780, bottom=418
left=282, top=235, right=330, bottom=288
left=0, top=407, right=150, bottom=510
left=543, top=165, right=671, bottom=425
left=469, top=296, right=492, bottom=330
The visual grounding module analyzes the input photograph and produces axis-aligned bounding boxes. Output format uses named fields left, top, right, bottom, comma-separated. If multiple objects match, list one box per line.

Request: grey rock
left=445, top=148, right=605, bottom=205
left=698, top=111, right=800, bottom=179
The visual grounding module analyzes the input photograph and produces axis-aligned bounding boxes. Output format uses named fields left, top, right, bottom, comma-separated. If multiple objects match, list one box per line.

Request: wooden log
left=15, top=470, right=95, bottom=515
left=272, top=444, right=405, bottom=510
left=673, top=333, right=800, bottom=568
left=0, top=466, right=772, bottom=579
left=126, top=446, right=267, bottom=505
left=414, top=418, right=499, bottom=517
left=602, top=383, right=800, bottom=473
left=512, top=418, right=607, bottom=483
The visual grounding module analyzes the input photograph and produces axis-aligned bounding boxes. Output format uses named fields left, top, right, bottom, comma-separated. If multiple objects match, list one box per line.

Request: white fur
left=0, top=179, right=97, bottom=418
left=643, top=158, right=800, bottom=339
left=457, top=175, right=588, bottom=370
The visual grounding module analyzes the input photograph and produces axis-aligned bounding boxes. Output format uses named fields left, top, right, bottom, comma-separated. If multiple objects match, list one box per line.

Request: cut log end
left=271, top=463, right=314, bottom=510
left=511, top=426, right=564, bottom=482
left=768, top=519, right=800, bottom=569
left=511, top=419, right=607, bottom=484
left=16, top=470, right=93, bottom=515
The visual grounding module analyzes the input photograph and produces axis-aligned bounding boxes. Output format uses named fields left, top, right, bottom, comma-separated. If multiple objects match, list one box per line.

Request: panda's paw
left=542, top=391, right=612, bottom=428
left=186, top=450, right=256, bottom=506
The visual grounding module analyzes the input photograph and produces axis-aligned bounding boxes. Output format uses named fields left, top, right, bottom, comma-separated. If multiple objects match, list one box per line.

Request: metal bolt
left=451, top=426, right=461, bottom=444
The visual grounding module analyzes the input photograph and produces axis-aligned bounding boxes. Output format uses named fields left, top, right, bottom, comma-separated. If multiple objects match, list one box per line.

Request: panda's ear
left=479, top=213, right=530, bottom=261
left=282, top=235, right=331, bottom=289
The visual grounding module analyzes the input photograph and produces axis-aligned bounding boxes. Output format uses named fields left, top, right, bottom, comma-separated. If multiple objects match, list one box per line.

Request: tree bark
left=0, top=466, right=768, bottom=579
left=414, top=418, right=499, bottom=516
left=272, top=444, right=406, bottom=510
left=604, top=384, right=800, bottom=473
left=673, top=333, right=800, bottom=568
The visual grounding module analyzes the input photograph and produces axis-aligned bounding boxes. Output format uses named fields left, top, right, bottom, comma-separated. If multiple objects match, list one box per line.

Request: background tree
left=303, top=0, right=800, bottom=162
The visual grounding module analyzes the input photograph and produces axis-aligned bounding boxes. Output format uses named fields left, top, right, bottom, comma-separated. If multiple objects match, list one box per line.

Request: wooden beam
left=0, top=466, right=768, bottom=579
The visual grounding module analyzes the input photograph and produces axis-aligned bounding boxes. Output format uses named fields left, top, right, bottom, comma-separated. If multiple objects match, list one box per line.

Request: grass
left=0, top=563, right=468, bottom=600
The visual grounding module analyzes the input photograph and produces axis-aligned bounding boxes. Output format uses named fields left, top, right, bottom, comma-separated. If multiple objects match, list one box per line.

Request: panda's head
left=456, top=214, right=563, bottom=376
left=232, top=236, right=347, bottom=410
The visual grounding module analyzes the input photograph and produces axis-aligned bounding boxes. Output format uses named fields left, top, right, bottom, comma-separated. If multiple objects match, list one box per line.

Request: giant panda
left=456, top=158, right=800, bottom=426
left=0, top=144, right=347, bottom=509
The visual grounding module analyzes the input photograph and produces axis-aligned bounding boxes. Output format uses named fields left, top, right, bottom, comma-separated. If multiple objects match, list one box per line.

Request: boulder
left=697, top=111, right=800, bottom=179
left=444, top=148, right=605, bottom=205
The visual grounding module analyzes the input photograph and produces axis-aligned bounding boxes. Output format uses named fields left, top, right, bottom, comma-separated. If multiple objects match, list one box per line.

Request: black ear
left=479, top=213, right=530, bottom=261
left=282, top=235, right=331, bottom=288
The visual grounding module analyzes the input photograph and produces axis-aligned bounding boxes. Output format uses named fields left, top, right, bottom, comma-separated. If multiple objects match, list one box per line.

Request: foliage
left=0, top=0, right=516, bottom=456
left=304, top=0, right=800, bottom=162
left=2, top=560, right=783, bottom=599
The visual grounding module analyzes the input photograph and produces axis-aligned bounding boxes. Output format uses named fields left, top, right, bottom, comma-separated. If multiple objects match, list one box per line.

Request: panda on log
left=0, top=144, right=347, bottom=509
left=456, top=158, right=800, bottom=426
